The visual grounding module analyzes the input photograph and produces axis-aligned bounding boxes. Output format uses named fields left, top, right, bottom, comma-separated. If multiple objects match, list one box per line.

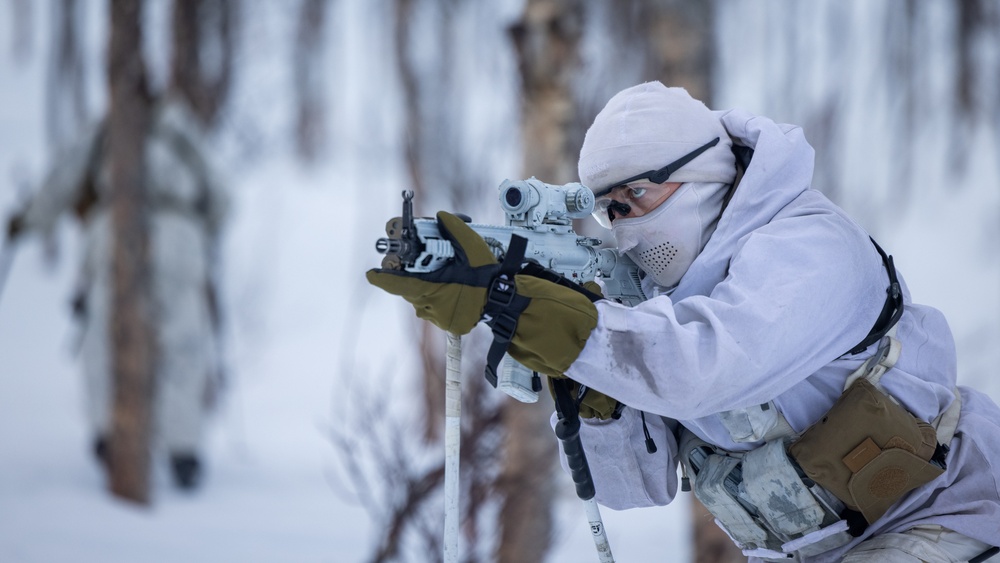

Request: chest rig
left=675, top=241, right=961, bottom=561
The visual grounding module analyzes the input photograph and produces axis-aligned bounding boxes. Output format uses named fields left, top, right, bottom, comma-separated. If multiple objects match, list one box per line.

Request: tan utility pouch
left=788, top=378, right=943, bottom=525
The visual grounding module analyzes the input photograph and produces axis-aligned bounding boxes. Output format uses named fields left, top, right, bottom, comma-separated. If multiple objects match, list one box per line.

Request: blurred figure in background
left=5, top=96, right=229, bottom=490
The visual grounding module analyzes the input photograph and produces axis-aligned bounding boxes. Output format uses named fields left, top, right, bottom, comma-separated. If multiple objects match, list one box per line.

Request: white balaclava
left=578, top=82, right=736, bottom=289
left=612, top=181, right=729, bottom=289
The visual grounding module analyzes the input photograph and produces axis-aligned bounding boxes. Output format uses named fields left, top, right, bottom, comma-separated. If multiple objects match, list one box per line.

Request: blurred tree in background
left=168, top=0, right=238, bottom=129
left=293, top=0, right=328, bottom=162
left=505, top=2, right=581, bottom=560
left=106, top=0, right=156, bottom=505
left=47, top=0, right=88, bottom=151
left=110, top=0, right=237, bottom=505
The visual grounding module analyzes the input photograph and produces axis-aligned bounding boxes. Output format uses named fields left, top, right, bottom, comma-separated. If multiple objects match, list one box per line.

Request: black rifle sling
left=483, top=235, right=530, bottom=387
left=518, top=261, right=604, bottom=303
left=847, top=238, right=904, bottom=355
left=730, top=146, right=903, bottom=356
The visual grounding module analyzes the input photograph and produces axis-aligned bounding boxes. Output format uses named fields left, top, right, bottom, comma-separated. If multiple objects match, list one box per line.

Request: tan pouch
left=788, top=379, right=942, bottom=524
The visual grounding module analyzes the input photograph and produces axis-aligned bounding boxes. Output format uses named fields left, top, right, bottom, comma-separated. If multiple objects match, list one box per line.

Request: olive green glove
left=540, top=280, right=623, bottom=420
left=367, top=211, right=601, bottom=377
left=366, top=211, right=498, bottom=335
left=548, top=377, right=623, bottom=420
left=502, top=274, right=599, bottom=376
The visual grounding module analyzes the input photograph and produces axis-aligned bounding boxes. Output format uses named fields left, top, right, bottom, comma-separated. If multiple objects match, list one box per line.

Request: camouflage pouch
left=788, top=379, right=943, bottom=525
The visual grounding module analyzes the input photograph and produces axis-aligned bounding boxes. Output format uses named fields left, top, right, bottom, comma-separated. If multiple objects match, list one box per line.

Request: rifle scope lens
left=504, top=187, right=523, bottom=208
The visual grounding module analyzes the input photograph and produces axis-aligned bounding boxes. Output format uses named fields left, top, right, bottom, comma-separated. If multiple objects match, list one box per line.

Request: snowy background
left=1, top=1, right=998, bottom=562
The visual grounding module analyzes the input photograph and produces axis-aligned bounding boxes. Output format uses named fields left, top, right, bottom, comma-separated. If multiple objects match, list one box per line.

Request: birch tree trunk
left=107, top=0, right=156, bottom=504
left=500, top=1, right=583, bottom=560
left=640, top=0, right=715, bottom=102
left=169, top=0, right=237, bottom=128
left=46, top=0, right=88, bottom=150
left=293, top=0, right=328, bottom=162
left=639, top=3, right=742, bottom=559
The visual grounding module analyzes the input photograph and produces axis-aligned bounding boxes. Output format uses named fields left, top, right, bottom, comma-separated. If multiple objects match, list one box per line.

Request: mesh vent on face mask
left=638, top=242, right=679, bottom=275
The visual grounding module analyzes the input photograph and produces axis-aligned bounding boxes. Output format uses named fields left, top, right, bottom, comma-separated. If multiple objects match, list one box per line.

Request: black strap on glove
left=482, top=235, right=531, bottom=387
left=480, top=234, right=604, bottom=387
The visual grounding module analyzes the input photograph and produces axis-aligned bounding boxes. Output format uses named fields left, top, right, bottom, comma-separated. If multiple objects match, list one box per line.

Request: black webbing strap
left=847, top=238, right=904, bottom=355
left=519, top=262, right=604, bottom=303
left=483, top=235, right=529, bottom=387
left=842, top=507, right=869, bottom=537
left=969, top=546, right=1000, bottom=563
left=483, top=293, right=531, bottom=387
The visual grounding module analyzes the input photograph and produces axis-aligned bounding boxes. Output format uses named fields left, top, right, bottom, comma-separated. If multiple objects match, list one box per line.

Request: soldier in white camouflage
left=6, top=97, right=229, bottom=490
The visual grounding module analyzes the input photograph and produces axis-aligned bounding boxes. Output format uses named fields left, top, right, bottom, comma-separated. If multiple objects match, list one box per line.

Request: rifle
left=376, top=178, right=646, bottom=403
left=376, top=177, right=630, bottom=563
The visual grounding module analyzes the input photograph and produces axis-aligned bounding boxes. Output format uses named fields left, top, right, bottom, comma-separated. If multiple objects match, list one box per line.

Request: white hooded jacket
left=562, top=108, right=1000, bottom=560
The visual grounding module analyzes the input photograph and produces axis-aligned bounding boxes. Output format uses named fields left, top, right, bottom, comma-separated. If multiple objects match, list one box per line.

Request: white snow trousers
left=841, top=525, right=993, bottom=562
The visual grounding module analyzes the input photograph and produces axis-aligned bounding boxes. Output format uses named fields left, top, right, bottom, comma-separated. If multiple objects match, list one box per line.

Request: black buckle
left=484, top=365, right=499, bottom=388
left=491, top=312, right=517, bottom=344
left=487, top=276, right=515, bottom=308
left=931, top=442, right=950, bottom=469
left=484, top=311, right=519, bottom=388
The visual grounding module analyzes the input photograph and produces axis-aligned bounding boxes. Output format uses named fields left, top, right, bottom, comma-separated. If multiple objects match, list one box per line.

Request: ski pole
left=551, top=379, right=615, bottom=563
left=583, top=497, right=614, bottom=563
left=443, top=332, right=462, bottom=563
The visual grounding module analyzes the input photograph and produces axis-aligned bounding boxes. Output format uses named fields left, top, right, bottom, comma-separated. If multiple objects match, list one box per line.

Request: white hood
left=570, top=108, right=953, bottom=432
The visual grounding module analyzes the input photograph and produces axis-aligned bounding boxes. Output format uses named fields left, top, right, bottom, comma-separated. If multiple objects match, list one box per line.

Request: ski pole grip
left=555, top=415, right=595, bottom=500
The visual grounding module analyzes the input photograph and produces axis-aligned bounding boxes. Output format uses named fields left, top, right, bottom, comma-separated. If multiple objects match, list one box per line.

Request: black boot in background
left=170, top=452, right=202, bottom=490
left=92, top=436, right=109, bottom=466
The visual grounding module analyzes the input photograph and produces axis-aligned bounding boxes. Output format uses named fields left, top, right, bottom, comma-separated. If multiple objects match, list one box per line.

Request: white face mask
left=612, top=182, right=728, bottom=289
